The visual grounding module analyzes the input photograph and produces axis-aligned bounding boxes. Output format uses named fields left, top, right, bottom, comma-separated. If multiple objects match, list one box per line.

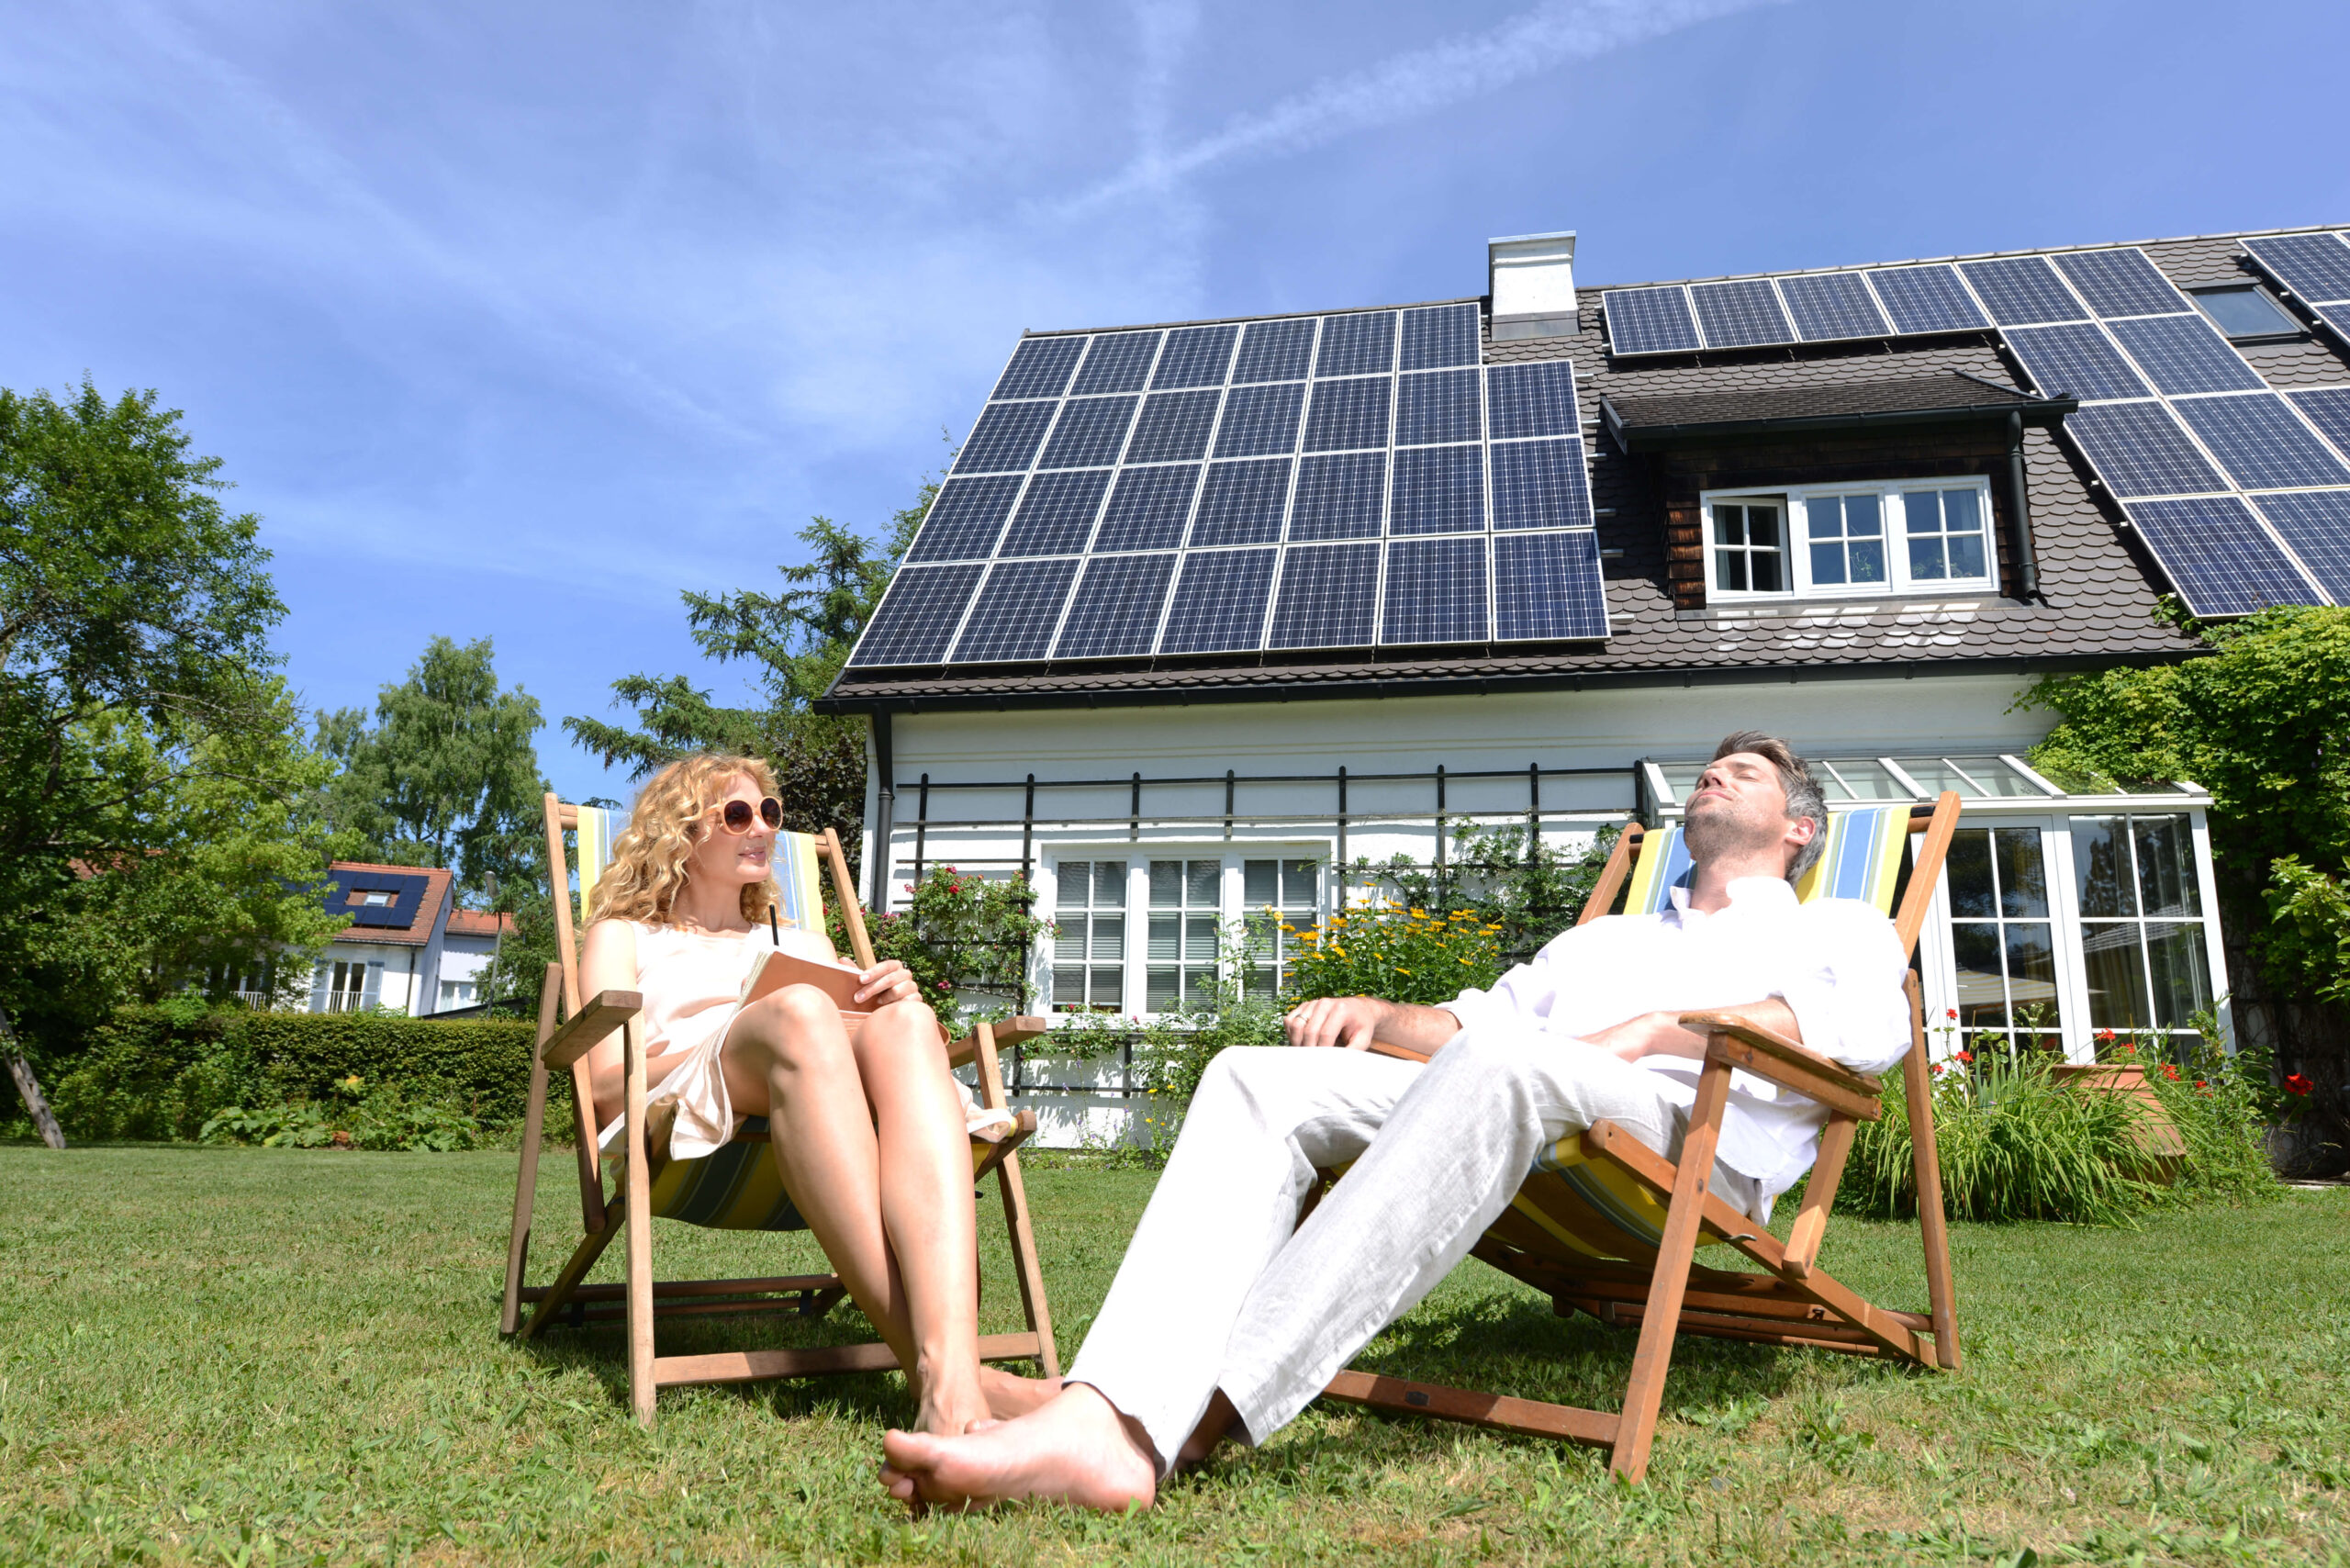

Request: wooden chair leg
left=521, top=1207, right=622, bottom=1338
left=623, top=1021, right=657, bottom=1427
left=1783, top=1115, right=1856, bottom=1280
left=974, top=1022, right=1059, bottom=1378
left=501, top=967, right=565, bottom=1335
left=1901, top=979, right=1962, bottom=1371
left=1610, top=1057, right=1731, bottom=1483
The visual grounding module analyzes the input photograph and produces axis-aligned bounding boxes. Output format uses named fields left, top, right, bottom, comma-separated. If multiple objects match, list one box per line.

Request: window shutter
left=309, top=960, right=331, bottom=1013
left=362, top=960, right=384, bottom=1008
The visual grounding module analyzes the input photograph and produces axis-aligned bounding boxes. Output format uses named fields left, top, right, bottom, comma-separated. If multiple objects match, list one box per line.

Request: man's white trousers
left=1065, top=1032, right=1761, bottom=1474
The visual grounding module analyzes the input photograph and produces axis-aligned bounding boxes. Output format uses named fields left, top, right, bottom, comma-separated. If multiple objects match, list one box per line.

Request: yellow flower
left=1409, top=908, right=1426, bottom=918
left=1396, top=967, right=1413, bottom=975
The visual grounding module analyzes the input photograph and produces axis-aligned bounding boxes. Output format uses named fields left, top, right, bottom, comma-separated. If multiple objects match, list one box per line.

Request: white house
left=821, top=223, right=2350, bottom=1142
left=307, top=861, right=455, bottom=1015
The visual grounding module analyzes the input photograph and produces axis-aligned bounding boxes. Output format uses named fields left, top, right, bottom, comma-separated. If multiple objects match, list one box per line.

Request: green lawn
left=2, top=1148, right=2344, bottom=1566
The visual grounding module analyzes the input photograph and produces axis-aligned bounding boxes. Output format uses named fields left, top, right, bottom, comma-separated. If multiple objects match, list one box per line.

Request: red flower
left=2161, top=1063, right=2180, bottom=1081
left=2120, top=1043, right=2135, bottom=1056
left=2285, top=1073, right=2314, bottom=1096
left=2095, top=1029, right=2115, bottom=1043
left=2195, top=1081, right=2209, bottom=1093
left=1955, top=1049, right=1975, bottom=1065
left=1930, top=1062, right=1945, bottom=1075
left=1946, top=1008, right=1958, bottom=1021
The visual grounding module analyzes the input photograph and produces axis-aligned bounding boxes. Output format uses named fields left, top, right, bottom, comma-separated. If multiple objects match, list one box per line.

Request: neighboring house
left=308, top=862, right=454, bottom=1015
left=436, top=908, right=516, bottom=1014
left=819, top=223, right=2350, bottom=1142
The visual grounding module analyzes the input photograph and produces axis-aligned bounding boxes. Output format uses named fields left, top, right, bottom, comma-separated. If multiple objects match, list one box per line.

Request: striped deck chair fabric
left=574, top=805, right=837, bottom=1234
left=1518, top=803, right=1912, bottom=1255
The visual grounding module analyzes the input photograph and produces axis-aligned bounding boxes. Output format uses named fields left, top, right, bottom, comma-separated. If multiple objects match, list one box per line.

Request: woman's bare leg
left=850, top=997, right=989, bottom=1437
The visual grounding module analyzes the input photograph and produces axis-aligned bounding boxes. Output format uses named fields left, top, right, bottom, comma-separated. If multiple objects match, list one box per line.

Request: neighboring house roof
left=443, top=909, right=516, bottom=938
left=821, top=226, right=2350, bottom=714
left=323, top=862, right=453, bottom=947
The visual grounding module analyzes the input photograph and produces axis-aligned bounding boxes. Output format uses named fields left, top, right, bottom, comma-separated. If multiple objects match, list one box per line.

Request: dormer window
left=351, top=890, right=397, bottom=907
left=1703, top=476, right=1997, bottom=601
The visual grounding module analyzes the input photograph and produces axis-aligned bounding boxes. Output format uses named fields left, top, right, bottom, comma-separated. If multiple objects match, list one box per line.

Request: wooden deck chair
left=1322, top=793, right=1965, bottom=1482
left=499, top=794, right=1060, bottom=1426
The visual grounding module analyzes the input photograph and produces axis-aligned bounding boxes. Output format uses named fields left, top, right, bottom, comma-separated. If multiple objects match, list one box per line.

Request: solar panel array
left=849, top=306, right=1608, bottom=667
left=2244, top=231, right=2350, bottom=358
left=1985, top=242, right=2350, bottom=617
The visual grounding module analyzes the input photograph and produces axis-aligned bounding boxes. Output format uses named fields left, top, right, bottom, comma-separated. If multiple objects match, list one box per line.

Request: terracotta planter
left=2052, top=1062, right=2186, bottom=1176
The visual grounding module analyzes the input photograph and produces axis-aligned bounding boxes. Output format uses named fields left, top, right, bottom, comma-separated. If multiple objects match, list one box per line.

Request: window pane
left=1817, top=759, right=1913, bottom=801
left=1716, top=504, right=1748, bottom=546
left=1186, top=860, right=1219, bottom=907
left=1948, top=531, right=1986, bottom=579
left=1751, top=507, right=1781, bottom=552
left=1091, top=968, right=1123, bottom=1008
left=1807, top=497, right=1844, bottom=541
left=1053, top=965, right=1084, bottom=1007
left=1094, top=860, right=1127, bottom=903
left=1909, top=533, right=1950, bottom=580
left=1146, top=968, right=1178, bottom=1011
left=2144, top=922, right=2212, bottom=1025
left=1847, top=494, right=1882, bottom=536
left=1897, top=756, right=1980, bottom=796
left=1952, top=921, right=2007, bottom=1028
left=2071, top=817, right=2137, bottom=917
left=1810, top=540, right=1846, bottom=585
left=1150, top=860, right=1181, bottom=907
left=1147, top=913, right=1179, bottom=962
left=1718, top=550, right=1749, bottom=591
left=1058, top=862, right=1091, bottom=911
left=1850, top=535, right=1886, bottom=583
left=1245, top=859, right=1277, bottom=907
left=1943, top=487, right=1980, bottom=535
left=1903, top=489, right=1942, bottom=536
left=1282, top=860, right=1318, bottom=910
left=2132, top=815, right=2200, bottom=917
left=1751, top=547, right=1783, bottom=592
left=2004, top=924, right=2060, bottom=1025
left=1946, top=830, right=1997, bottom=918
left=2079, top=924, right=2151, bottom=1030
left=2195, top=286, right=2296, bottom=338
left=1994, top=828, right=2049, bottom=917
left=1093, top=914, right=1124, bottom=959
left=1186, top=913, right=1216, bottom=957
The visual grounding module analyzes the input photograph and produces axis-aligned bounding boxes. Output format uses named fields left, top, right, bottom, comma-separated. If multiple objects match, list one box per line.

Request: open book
left=737, top=946, right=876, bottom=1013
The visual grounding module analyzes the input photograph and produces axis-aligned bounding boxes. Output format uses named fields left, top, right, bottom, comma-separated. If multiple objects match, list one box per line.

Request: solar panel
left=1303, top=376, right=1392, bottom=453
left=992, top=336, right=1085, bottom=400
left=2051, top=249, right=2188, bottom=319
left=1151, top=324, right=1239, bottom=389
left=1267, top=543, right=1379, bottom=648
left=2252, top=491, right=2350, bottom=601
left=2244, top=232, right=2350, bottom=304
left=2172, top=394, right=2350, bottom=489
left=1957, top=256, right=2086, bottom=325
left=1485, top=360, right=1580, bottom=440
left=2316, top=304, right=2350, bottom=342
left=1038, top=396, right=1138, bottom=469
left=1189, top=460, right=1292, bottom=547
left=1234, top=318, right=1316, bottom=384
left=998, top=469, right=1111, bottom=557
left=2284, top=387, right=2350, bottom=458
left=1494, top=532, right=1607, bottom=640
left=1125, top=389, right=1220, bottom=463
left=1213, top=382, right=1306, bottom=459
left=1489, top=439, right=1593, bottom=531
left=1071, top=331, right=1162, bottom=395
left=1159, top=549, right=1278, bottom=654
left=2106, top=314, right=2266, bottom=396
left=1690, top=279, right=1793, bottom=349
left=848, top=563, right=984, bottom=666
left=1776, top=272, right=1889, bottom=342
left=1288, top=452, right=1386, bottom=541
left=1382, top=536, right=1488, bottom=644
left=1399, top=303, right=1482, bottom=370
left=1394, top=369, right=1482, bottom=445
left=1053, top=554, right=1178, bottom=658
left=1315, top=312, right=1396, bottom=377
left=1602, top=286, right=1701, bottom=354
left=1093, top=465, right=1202, bottom=552
left=2064, top=402, right=2226, bottom=498
left=2002, top=322, right=2149, bottom=402
left=954, top=400, right=1058, bottom=473
left=2127, top=497, right=2324, bottom=617
left=906, top=475, right=1022, bottom=562
left=952, top=557, right=1081, bottom=662
left=1865, top=266, right=1989, bottom=333
left=1389, top=445, right=1485, bottom=535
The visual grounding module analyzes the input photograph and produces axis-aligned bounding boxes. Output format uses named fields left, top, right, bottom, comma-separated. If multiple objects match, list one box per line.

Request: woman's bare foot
left=879, top=1384, right=1157, bottom=1512
left=979, top=1365, right=1063, bottom=1421
left=912, top=1356, right=993, bottom=1437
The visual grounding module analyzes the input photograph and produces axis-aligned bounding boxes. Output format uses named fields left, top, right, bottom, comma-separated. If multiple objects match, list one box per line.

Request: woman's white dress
left=593, top=919, right=1012, bottom=1161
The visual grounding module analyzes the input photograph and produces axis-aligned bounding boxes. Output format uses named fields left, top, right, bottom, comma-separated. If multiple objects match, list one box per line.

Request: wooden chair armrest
left=946, top=1015, right=1052, bottom=1068
left=541, top=991, right=643, bottom=1070
left=1678, top=1010, right=1882, bottom=1121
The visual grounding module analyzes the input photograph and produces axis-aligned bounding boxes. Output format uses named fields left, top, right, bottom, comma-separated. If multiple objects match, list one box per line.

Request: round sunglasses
left=711, top=797, right=784, bottom=834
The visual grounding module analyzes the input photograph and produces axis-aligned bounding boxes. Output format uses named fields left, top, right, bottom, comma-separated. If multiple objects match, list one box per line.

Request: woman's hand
left=854, top=958, right=924, bottom=1009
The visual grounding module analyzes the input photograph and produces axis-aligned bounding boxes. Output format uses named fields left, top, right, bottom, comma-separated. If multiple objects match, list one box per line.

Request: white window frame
left=1701, top=476, right=1999, bottom=602
left=1041, top=846, right=1329, bottom=1022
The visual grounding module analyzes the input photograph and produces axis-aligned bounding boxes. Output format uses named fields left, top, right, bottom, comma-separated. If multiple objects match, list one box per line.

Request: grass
left=2, top=1148, right=2346, bottom=1567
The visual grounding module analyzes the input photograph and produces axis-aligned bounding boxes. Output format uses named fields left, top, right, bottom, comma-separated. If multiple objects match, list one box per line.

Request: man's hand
left=1283, top=995, right=1391, bottom=1051
left=853, top=959, right=923, bottom=1009
left=1583, top=998, right=1803, bottom=1064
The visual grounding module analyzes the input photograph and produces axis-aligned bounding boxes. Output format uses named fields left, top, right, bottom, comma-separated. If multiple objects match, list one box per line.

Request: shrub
left=2141, top=1022, right=2290, bottom=1204
left=852, top=865, right=1047, bottom=1034
left=1283, top=906, right=1505, bottom=1007
left=200, top=1073, right=485, bottom=1151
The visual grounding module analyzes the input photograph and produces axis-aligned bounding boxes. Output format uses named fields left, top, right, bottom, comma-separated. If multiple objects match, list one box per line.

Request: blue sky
left=8, top=0, right=2348, bottom=802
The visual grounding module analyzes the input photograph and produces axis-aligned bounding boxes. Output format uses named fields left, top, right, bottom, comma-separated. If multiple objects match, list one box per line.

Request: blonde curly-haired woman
left=578, top=754, right=1053, bottom=1436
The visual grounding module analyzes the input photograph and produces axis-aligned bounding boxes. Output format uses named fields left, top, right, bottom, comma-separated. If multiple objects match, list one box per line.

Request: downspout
left=869, top=708, right=896, bottom=913
left=2006, top=410, right=2042, bottom=602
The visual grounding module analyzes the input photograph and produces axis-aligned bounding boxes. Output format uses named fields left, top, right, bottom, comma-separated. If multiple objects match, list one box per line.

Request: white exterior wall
left=865, top=673, right=2076, bottom=1146
left=437, top=935, right=500, bottom=1011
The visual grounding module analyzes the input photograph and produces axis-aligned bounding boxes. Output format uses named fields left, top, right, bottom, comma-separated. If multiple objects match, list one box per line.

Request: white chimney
left=1487, top=230, right=1578, bottom=341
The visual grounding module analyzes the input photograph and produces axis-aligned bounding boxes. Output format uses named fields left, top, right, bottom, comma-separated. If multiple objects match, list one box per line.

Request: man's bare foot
left=979, top=1365, right=1062, bottom=1421
left=879, top=1383, right=1157, bottom=1512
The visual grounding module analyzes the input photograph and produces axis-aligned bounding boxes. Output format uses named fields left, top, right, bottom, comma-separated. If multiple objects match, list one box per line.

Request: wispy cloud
left=1063, top=0, right=1783, bottom=212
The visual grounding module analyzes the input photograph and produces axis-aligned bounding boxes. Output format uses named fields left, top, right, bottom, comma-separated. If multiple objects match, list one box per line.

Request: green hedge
left=48, top=1006, right=542, bottom=1142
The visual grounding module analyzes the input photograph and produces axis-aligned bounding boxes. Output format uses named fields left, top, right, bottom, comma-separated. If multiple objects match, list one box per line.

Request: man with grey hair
left=883, top=732, right=1912, bottom=1513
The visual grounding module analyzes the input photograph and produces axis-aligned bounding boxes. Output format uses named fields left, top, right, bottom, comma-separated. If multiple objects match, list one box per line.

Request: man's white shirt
left=1438, top=877, right=1912, bottom=1197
